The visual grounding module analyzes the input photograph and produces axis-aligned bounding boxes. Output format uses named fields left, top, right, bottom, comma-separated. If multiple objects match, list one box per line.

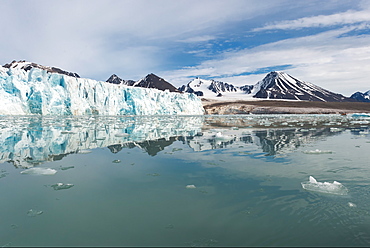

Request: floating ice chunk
left=78, top=149, right=92, bottom=154
left=302, top=149, right=333, bottom=154
left=112, top=159, right=121, bottom=163
left=60, top=166, right=75, bottom=171
left=186, top=184, right=196, bottom=189
left=51, top=183, right=74, bottom=190
left=301, top=176, right=348, bottom=195
left=348, top=202, right=356, bottom=207
left=20, top=167, right=57, bottom=175
left=27, top=209, right=43, bottom=217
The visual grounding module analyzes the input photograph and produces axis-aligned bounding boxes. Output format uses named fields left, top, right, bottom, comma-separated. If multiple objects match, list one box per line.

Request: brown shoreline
left=202, top=99, right=370, bottom=114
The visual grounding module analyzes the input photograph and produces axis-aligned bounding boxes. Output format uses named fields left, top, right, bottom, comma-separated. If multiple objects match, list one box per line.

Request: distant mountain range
left=107, top=71, right=368, bottom=102
left=178, top=71, right=358, bottom=102
left=2, top=60, right=368, bottom=102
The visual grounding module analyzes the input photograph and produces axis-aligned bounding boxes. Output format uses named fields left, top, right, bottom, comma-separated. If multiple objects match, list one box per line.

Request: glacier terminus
left=0, top=62, right=204, bottom=115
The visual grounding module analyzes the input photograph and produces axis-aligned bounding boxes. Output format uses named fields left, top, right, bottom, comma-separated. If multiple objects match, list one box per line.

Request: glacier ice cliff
left=0, top=65, right=204, bottom=115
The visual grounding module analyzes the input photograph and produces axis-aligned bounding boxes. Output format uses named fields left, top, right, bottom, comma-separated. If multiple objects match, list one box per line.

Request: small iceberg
left=51, top=183, right=74, bottom=190
left=348, top=202, right=356, bottom=207
left=27, top=209, right=43, bottom=217
left=301, top=176, right=348, bottom=195
left=20, top=167, right=57, bottom=175
left=78, top=149, right=92, bottom=154
left=186, top=184, right=196, bottom=189
left=302, top=149, right=333, bottom=154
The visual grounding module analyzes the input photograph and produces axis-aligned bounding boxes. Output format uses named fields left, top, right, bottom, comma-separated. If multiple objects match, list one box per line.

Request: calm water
left=1, top=114, right=370, bottom=247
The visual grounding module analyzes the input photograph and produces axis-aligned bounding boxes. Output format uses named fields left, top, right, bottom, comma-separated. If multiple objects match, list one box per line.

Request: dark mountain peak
left=208, top=80, right=238, bottom=94
left=135, top=73, right=181, bottom=93
left=350, top=91, right=370, bottom=102
left=3, top=60, right=80, bottom=78
left=106, top=74, right=135, bottom=86
left=265, top=71, right=280, bottom=77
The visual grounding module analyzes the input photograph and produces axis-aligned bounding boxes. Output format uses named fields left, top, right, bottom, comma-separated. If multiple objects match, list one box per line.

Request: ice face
left=0, top=66, right=204, bottom=115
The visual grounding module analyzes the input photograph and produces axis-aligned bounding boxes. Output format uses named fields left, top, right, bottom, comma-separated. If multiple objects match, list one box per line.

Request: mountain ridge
left=179, top=71, right=355, bottom=102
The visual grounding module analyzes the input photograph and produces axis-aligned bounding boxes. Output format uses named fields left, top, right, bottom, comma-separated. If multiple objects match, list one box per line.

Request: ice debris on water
left=27, top=209, right=43, bottom=217
left=51, top=183, right=74, bottom=190
left=20, top=167, right=57, bottom=175
left=301, top=176, right=348, bottom=195
left=60, top=165, right=75, bottom=171
left=78, top=149, right=91, bottom=154
left=186, top=184, right=196, bottom=189
left=302, top=149, right=333, bottom=154
left=348, top=202, right=357, bottom=207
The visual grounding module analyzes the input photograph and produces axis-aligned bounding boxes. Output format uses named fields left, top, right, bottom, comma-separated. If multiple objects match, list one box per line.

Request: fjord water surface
left=1, top=114, right=370, bottom=246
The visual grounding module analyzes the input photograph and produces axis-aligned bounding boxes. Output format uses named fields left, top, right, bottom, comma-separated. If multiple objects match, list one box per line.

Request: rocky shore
left=202, top=99, right=370, bottom=115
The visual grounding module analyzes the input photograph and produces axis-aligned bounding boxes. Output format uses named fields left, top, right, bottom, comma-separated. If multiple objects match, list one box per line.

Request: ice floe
left=301, top=176, right=348, bottom=195
left=348, top=202, right=357, bottom=207
left=186, top=184, right=196, bottom=189
left=302, top=149, right=333, bottom=154
left=51, top=183, right=74, bottom=190
left=20, top=167, right=57, bottom=175
left=27, top=209, right=43, bottom=217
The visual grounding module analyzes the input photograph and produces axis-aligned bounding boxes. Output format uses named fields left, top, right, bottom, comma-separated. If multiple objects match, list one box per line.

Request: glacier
left=0, top=65, right=204, bottom=115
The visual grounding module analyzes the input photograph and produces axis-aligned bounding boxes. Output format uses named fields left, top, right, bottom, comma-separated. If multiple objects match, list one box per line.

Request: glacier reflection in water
left=1, top=114, right=370, bottom=246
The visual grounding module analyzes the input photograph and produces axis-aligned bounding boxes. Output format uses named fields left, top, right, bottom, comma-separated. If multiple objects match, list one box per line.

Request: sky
left=1, top=0, right=370, bottom=96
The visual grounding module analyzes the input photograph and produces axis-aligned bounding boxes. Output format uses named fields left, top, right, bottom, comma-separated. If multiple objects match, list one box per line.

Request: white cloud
left=177, top=35, right=217, bottom=43
left=254, top=8, right=370, bottom=31
left=1, top=0, right=369, bottom=96
left=0, top=0, right=287, bottom=80
left=164, top=25, right=370, bottom=96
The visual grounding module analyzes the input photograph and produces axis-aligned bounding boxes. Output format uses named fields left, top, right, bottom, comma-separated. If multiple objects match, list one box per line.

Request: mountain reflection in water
left=0, top=114, right=369, bottom=167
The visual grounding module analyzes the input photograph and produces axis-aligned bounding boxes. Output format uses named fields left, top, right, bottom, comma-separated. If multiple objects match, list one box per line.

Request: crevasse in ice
left=0, top=66, right=204, bottom=115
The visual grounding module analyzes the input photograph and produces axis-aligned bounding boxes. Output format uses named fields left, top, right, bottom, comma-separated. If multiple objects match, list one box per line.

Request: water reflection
left=0, top=114, right=369, bottom=167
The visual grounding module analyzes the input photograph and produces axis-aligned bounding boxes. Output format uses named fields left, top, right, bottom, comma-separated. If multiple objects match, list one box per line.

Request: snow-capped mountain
left=107, top=73, right=180, bottom=93
left=350, top=90, right=370, bottom=102
left=178, top=78, right=253, bottom=98
left=179, top=71, right=354, bottom=102
left=252, top=71, right=352, bottom=102
left=0, top=60, right=203, bottom=115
